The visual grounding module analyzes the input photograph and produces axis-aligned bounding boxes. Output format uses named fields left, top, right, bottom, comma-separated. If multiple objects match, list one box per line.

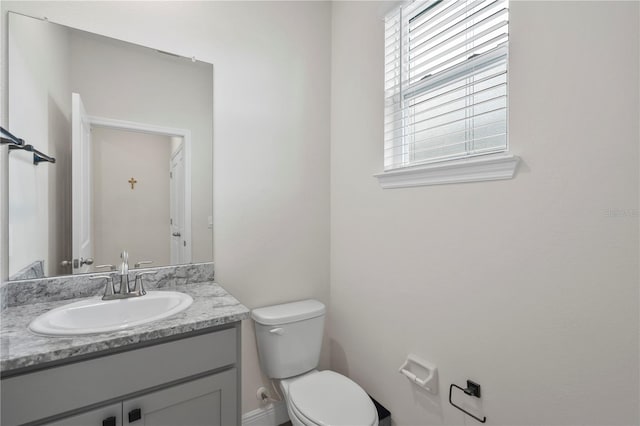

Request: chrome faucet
left=119, top=251, right=131, bottom=295
left=90, top=251, right=152, bottom=300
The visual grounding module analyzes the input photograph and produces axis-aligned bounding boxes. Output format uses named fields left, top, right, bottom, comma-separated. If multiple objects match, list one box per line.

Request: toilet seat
left=288, top=399, right=320, bottom=426
left=287, top=371, right=378, bottom=426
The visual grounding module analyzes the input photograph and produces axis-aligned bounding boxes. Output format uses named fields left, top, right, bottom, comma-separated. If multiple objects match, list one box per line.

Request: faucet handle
left=119, top=251, right=130, bottom=280
left=133, top=272, right=154, bottom=296
left=90, top=275, right=116, bottom=299
left=95, top=264, right=116, bottom=272
left=134, top=260, right=153, bottom=269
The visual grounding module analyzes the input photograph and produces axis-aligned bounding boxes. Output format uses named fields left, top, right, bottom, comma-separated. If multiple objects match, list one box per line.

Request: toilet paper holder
left=398, top=354, right=438, bottom=394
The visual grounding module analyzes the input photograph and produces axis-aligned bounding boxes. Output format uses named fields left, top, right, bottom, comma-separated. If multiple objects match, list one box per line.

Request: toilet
left=252, top=299, right=378, bottom=426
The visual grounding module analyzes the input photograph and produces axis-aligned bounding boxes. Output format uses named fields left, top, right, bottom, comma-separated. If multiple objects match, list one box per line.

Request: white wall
left=92, top=127, right=171, bottom=268
left=1, top=1, right=332, bottom=416
left=330, top=1, right=639, bottom=425
left=7, top=13, right=71, bottom=278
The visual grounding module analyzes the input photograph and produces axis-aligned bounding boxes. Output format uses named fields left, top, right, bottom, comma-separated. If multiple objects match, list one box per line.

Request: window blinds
left=384, top=0, right=509, bottom=170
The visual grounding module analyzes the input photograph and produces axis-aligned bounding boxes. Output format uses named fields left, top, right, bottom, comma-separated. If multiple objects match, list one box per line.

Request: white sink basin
left=29, top=291, right=193, bottom=336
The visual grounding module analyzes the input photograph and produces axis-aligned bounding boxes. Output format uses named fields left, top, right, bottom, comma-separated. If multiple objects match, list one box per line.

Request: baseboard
left=242, top=401, right=289, bottom=426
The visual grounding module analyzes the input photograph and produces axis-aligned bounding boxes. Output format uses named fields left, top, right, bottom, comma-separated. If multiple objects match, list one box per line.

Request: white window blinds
left=384, top=0, right=509, bottom=170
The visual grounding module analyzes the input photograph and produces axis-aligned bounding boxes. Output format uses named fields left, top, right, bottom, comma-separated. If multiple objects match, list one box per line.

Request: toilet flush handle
left=269, top=328, right=284, bottom=335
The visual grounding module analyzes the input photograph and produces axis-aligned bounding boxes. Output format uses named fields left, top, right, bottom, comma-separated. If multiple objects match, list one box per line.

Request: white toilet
left=252, top=299, right=379, bottom=426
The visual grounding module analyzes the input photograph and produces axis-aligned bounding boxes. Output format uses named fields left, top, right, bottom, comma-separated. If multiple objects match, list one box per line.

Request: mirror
left=7, top=12, right=213, bottom=280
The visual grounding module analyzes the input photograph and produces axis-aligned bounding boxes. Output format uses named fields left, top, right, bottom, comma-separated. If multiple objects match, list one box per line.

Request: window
left=377, top=0, right=519, bottom=188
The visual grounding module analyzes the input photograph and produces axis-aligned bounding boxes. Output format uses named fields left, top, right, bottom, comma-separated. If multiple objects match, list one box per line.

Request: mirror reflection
left=7, top=13, right=214, bottom=280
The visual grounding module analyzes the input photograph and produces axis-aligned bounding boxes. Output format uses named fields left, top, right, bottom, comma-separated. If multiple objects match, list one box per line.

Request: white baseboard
left=242, top=401, right=290, bottom=426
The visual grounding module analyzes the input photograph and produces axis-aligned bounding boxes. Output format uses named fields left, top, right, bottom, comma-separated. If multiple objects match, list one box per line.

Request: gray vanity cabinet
left=1, top=325, right=241, bottom=426
left=44, top=369, right=236, bottom=426
left=44, top=404, right=122, bottom=426
left=122, top=369, right=236, bottom=426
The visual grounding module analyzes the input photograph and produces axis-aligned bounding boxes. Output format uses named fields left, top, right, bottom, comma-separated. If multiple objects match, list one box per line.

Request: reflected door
left=170, top=145, right=185, bottom=264
left=72, top=93, right=94, bottom=273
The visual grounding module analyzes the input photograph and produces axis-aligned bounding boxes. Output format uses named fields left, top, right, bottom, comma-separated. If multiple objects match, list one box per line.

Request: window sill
left=374, top=153, right=520, bottom=189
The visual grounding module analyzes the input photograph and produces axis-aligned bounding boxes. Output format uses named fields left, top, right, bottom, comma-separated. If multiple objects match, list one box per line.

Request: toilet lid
left=288, top=371, right=377, bottom=426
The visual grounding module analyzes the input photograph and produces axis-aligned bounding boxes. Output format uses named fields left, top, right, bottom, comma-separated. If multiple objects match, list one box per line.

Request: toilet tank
left=252, top=300, right=326, bottom=379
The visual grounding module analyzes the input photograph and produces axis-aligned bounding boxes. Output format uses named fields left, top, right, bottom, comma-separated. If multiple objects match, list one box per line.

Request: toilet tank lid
left=251, top=299, right=326, bottom=325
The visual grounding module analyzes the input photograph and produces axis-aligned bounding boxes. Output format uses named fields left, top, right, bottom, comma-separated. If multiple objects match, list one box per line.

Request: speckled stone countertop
left=0, top=282, right=249, bottom=373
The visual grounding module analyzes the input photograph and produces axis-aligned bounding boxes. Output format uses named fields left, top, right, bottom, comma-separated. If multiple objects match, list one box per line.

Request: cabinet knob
left=128, top=408, right=142, bottom=423
left=103, top=416, right=116, bottom=426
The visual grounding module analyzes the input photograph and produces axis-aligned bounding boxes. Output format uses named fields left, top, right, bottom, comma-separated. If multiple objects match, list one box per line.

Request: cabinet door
left=43, top=403, right=122, bottom=426
left=122, top=369, right=237, bottom=426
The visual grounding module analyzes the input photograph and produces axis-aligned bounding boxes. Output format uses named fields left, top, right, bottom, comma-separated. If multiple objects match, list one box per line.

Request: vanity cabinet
left=1, top=325, right=240, bottom=426
left=44, top=404, right=123, bottom=426
left=44, top=370, right=235, bottom=426
left=121, top=369, right=235, bottom=426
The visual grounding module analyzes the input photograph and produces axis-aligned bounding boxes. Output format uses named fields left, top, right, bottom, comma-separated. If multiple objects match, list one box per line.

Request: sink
left=29, top=291, right=194, bottom=336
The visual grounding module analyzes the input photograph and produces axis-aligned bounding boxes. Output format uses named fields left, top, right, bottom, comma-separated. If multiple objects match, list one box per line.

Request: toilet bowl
left=252, top=300, right=378, bottom=426
left=280, top=370, right=378, bottom=426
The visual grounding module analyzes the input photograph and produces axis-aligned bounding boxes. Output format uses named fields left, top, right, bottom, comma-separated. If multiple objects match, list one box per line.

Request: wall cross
left=128, top=177, right=138, bottom=190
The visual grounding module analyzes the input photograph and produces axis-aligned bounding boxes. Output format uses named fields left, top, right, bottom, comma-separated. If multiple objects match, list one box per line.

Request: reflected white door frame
left=72, top=93, right=94, bottom=274
left=87, top=115, right=192, bottom=263
left=169, top=143, right=186, bottom=264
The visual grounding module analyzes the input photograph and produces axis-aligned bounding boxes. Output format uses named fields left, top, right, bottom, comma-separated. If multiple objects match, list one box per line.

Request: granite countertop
left=0, top=282, right=250, bottom=373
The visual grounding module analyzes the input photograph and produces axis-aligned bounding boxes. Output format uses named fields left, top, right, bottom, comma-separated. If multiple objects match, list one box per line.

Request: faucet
left=119, top=251, right=131, bottom=295
left=90, top=251, right=153, bottom=300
